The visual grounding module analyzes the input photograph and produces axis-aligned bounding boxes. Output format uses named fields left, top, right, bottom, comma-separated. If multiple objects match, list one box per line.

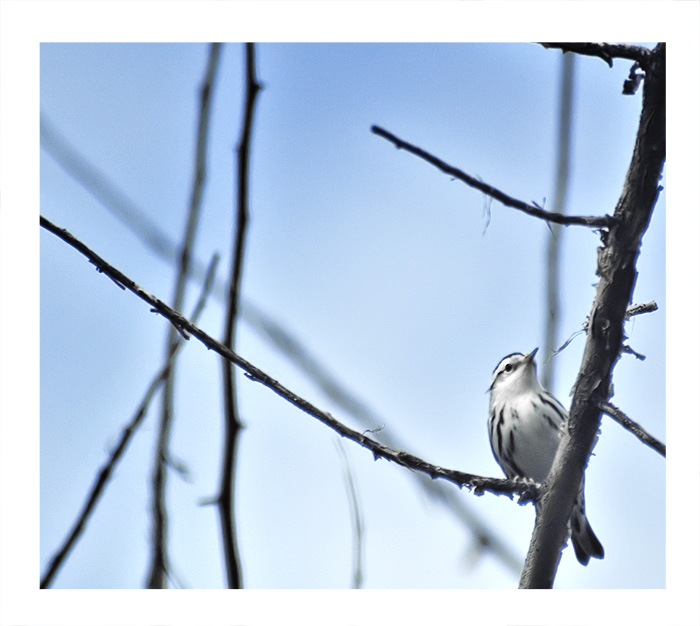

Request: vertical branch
left=520, top=43, right=665, bottom=589
left=146, top=42, right=222, bottom=588
left=334, top=440, right=365, bottom=589
left=218, top=42, right=261, bottom=589
left=543, top=52, right=575, bottom=390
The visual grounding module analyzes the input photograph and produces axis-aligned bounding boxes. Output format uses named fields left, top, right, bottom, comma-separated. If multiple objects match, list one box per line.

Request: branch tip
left=372, top=125, right=611, bottom=228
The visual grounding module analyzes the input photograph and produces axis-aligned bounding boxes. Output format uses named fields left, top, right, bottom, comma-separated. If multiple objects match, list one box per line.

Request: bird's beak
left=527, top=347, right=539, bottom=362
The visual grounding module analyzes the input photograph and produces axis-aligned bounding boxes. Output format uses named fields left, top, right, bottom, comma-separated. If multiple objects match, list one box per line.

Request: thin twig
left=600, top=401, right=666, bottom=457
left=371, top=125, right=613, bottom=228
left=218, top=42, right=261, bottom=589
left=40, top=254, right=220, bottom=589
left=40, top=215, right=539, bottom=504
left=147, top=42, right=222, bottom=589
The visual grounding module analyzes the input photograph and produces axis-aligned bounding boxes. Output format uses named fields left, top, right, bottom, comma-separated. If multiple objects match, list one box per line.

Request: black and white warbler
left=488, top=348, right=604, bottom=565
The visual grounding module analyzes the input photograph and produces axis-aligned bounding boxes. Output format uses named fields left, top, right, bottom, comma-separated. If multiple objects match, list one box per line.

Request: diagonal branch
left=40, top=253, right=219, bottom=589
left=371, top=125, right=613, bottom=228
left=40, top=214, right=539, bottom=504
left=600, top=401, right=665, bottom=457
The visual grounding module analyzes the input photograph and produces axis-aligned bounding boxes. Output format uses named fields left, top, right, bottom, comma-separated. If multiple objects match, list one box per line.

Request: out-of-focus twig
left=335, top=440, right=365, bottom=589
left=543, top=52, right=575, bottom=391
left=40, top=114, right=177, bottom=261
left=147, top=42, right=222, bottom=589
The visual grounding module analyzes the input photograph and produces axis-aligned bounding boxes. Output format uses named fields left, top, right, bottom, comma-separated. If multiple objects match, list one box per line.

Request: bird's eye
left=504, top=363, right=513, bottom=373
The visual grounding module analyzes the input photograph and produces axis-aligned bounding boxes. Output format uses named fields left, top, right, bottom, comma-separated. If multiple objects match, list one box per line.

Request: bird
left=488, top=348, right=604, bottom=565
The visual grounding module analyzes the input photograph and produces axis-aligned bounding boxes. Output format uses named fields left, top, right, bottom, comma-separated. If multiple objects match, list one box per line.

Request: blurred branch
left=520, top=42, right=664, bottom=589
left=40, top=253, right=219, bottom=589
left=40, top=107, right=522, bottom=577
left=543, top=51, right=575, bottom=390
left=147, top=42, right=222, bottom=589
left=539, top=42, right=652, bottom=68
left=335, top=440, right=365, bottom=589
left=41, top=214, right=542, bottom=505
left=40, top=114, right=177, bottom=261
left=600, top=401, right=666, bottom=457
left=371, top=125, right=613, bottom=228
left=218, top=42, right=261, bottom=589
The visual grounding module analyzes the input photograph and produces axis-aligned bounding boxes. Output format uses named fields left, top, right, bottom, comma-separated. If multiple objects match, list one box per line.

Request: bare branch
left=40, top=215, right=539, bottom=504
left=40, top=254, right=220, bottom=589
left=539, top=43, right=652, bottom=68
left=600, top=401, right=666, bottom=457
left=371, top=125, right=613, bottom=228
left=218, top=42, right=261, bottom=590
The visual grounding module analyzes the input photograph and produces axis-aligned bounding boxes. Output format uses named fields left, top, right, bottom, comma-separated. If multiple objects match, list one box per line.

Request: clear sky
left=38, top=40, right=666, bottom=592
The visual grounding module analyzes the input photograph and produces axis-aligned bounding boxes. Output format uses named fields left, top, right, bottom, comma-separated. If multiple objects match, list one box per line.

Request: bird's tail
left=570, top=491, right=604, bottom=566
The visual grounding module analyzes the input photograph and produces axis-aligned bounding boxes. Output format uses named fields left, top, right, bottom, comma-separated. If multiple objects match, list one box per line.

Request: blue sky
left=38, top=41, right=666, bottom=592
